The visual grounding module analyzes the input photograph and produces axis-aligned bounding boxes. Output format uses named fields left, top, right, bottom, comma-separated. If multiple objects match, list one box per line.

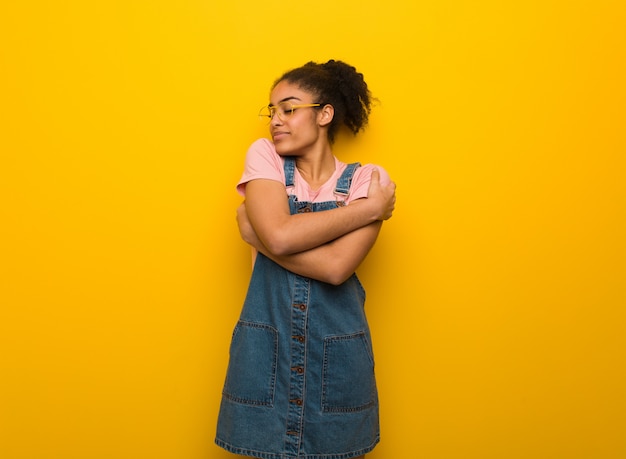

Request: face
left=268, top=80, right=329, bottom=155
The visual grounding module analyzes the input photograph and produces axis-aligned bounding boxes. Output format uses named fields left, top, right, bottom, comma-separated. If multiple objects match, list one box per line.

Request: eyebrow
left=269, top=96, right=301, bottom=106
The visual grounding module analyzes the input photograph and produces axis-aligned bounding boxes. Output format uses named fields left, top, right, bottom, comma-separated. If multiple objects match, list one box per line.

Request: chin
left=273, top=141, right=293, bottom=156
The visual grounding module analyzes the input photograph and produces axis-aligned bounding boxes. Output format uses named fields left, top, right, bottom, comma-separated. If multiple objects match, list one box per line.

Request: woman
left=216, top=60, right=396, bottom=459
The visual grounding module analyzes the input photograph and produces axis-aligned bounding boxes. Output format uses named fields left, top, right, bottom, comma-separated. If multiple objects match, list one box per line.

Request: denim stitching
left=222, top=321, right=278, bottom=406
left=321, top=331, right=377, bottom=413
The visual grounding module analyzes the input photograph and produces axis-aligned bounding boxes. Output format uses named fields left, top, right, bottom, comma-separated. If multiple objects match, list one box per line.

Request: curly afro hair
left=273, top=60, right=373, bottom=143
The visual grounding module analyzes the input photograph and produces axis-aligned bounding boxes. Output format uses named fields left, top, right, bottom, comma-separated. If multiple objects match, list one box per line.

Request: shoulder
left=243, top=138, right=284, bottom=170
left=237, top=138, right=285, bottom=196
left=353, top=164, right=392, bottom=186
left=345, top=163, right=392, bottom=203
left=246, top=138, right=278, bottom=160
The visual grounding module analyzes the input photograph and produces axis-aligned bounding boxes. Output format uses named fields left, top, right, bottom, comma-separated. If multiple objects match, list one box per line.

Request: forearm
left=265, top=201, right=379, bottom=256
left=244, top=178, right=394, bottom=257
left=251, top=222, right=382, bottom=285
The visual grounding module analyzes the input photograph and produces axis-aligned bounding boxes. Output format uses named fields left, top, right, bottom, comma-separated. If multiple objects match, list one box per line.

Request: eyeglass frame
left=258, top=102, right=327, bottom=123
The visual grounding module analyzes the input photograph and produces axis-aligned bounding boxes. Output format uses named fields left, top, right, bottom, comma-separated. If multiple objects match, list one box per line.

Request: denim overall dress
left=216, top=158, right=379, bottom=459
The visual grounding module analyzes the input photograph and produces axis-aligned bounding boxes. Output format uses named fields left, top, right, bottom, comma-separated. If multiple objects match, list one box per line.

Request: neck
left=295, top=142, right=335, bottom=189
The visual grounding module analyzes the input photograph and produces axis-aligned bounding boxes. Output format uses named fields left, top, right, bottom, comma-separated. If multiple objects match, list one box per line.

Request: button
left=287, top=430, right=298, bottom=436
left=291, top=366, right=304, bottom=374
left=294, top=303, right=307, bottom=311
left=298, top=205, right=312, bottom=213
left=292, top=335, right=305, bottom=343
left=290, top=398, right=303, bottom=406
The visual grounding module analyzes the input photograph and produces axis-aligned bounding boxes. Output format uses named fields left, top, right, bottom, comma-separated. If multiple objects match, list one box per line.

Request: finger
left=370, top=168, right=380, bottom=182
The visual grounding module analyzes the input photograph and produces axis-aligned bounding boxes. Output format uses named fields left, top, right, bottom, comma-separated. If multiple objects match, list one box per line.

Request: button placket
left=283, top=275, right=310, bottom=456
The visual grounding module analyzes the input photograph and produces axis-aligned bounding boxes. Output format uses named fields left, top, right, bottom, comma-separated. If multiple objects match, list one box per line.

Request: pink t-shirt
left=237, top=138, right=391, bottom=203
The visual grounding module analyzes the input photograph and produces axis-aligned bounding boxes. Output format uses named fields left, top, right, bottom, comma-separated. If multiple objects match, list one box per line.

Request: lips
left=272, top=131, right=289, bottom=141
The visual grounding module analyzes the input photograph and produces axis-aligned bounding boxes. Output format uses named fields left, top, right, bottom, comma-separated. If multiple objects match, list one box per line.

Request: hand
left=367, top=169, right=396, bottom=220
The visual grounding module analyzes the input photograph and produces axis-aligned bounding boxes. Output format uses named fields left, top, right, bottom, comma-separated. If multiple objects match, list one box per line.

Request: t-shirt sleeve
left=236, top=138, right=285, bottom=197
left=346, top=164, right=393, bottom=203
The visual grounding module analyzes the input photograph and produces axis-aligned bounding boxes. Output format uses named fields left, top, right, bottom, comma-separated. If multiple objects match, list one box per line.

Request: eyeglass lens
left=260, top=102, right=293, bottom=120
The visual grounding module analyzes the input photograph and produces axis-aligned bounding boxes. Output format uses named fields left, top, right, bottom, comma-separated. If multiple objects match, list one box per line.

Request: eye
left=277, top=103, right=293, bottom=116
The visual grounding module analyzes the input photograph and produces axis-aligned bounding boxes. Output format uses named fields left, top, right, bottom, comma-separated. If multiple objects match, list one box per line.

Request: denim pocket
left=322, top=331, right=377, bottom=413
left=223, top=321, right=278, bottom=406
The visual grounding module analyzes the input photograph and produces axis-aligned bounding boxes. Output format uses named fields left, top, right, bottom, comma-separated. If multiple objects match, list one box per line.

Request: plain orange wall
left=1, top=1, right=625, bottom=458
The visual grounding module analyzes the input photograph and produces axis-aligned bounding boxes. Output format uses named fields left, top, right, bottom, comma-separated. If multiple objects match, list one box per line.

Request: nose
left=270, top=111, right=283, bottom=126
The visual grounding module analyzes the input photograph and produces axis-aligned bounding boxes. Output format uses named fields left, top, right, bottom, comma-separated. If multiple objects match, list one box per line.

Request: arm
left=244, top=169, right=395, bottom=256
left=237, top=202, right=382, bottom=285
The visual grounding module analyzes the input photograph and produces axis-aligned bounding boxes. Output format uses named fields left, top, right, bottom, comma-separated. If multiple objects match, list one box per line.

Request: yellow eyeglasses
left=258, top=102, right=324, bottom=122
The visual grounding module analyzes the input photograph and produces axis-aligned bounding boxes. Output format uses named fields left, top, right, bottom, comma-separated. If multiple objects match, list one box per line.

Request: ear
left=317, top=104, right=334, bottom=127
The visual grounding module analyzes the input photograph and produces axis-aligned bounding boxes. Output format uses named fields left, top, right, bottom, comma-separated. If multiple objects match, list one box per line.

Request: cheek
left=294, top=116, right=319, bottom=134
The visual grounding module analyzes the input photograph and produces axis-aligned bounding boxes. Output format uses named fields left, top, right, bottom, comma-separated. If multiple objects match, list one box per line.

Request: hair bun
left=274, top=60, right=373, bottom=143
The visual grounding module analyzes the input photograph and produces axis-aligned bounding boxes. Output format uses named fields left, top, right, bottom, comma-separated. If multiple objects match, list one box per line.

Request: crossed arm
left=237, top=169, right=396, bottom=285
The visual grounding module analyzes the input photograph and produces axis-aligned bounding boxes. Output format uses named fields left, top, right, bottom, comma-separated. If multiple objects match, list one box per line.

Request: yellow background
left=1, top=1, right=625, bottom=458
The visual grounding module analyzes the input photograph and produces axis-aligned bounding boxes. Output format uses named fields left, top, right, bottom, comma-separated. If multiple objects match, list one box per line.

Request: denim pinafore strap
left=284, top=155, right=361, bottom=199
left=216, top=157, right=379, bottom=459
